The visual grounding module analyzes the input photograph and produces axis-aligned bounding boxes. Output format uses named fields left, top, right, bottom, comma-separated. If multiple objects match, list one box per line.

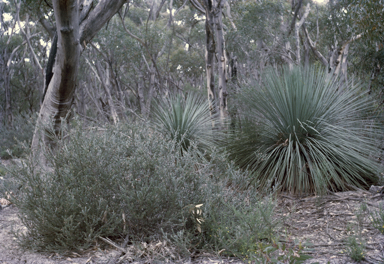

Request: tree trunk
left=145, top=63, right=156, bottom=118
left=95, top=61, right=119, bottom=124
left=214, top=0, right=228, bottom=123
left=4, top=68, right=12, bottom=127
left=204, top=6, right=216, bottom=117
left=32, top=0, right=80, bottom=151
left=32, top=0, right=126, bottom=155
left=138, top=71, right=147, bottom=117
left=294, top=3, right=310, bottom=65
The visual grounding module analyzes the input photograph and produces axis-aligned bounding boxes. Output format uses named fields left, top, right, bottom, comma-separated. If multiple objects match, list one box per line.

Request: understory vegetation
left=1, top=67, right=383, bottom=262
left=4, top=121, right=308, bottom=262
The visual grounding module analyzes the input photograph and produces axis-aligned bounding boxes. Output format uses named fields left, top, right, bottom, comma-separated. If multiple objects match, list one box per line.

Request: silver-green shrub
left=8, top=121, right=280, bottom=256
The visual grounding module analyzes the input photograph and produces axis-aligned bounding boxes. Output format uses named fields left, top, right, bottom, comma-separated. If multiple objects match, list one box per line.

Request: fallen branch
left=98, top=236, right=127, bottom=253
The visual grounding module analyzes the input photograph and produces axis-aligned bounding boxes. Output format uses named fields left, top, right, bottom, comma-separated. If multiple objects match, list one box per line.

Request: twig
left=98, top=236, right=127, bottom=253
left=308, top=243, right=345, bottom=247
left=121, top=233, right=130, bottom=248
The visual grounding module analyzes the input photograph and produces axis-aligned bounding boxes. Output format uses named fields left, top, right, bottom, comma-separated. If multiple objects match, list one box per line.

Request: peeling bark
left=197, top=0, right=230, bottom=122
left=32, top=0, right=80, bottom=151
left=334, top=33, right=362, bottom=78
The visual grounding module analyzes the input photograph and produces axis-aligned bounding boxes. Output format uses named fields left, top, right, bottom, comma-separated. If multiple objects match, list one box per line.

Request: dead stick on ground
left=98, top=236, right=127, bottom=253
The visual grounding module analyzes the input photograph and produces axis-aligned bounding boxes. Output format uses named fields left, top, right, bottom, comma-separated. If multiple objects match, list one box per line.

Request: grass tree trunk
left=32, top=0, right=126, bottom=156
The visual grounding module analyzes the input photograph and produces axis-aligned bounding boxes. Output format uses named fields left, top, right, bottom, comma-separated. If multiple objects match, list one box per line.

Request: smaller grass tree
left=226, top=67, right=381, bottom=194
left=152, top=93, right=219, bottom=153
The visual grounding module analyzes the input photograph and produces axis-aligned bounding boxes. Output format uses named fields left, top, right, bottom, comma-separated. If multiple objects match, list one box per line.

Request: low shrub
left=8, top=121, right=282, bottom=257
left=345, top=235, right=366, bottom=262
left=226, top=67, right=381, bottom=194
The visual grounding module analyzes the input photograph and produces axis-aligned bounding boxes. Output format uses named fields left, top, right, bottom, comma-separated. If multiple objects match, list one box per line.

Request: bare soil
left=277, top=190, right=384, bottom=264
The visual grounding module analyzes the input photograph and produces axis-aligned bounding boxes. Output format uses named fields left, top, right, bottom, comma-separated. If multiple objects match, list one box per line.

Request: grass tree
left=226, top=67, right=381, bottom=194
left=152, top=93, right=219, bottom=153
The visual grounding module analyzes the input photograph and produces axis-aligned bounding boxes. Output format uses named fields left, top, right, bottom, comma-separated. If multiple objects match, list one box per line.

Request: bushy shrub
left=226, top=67, right=381, bottom=194
left=203, top=190, right=277, bottom=251
left=0, top=115, right=35, bottom=159
left=8, top=121, right=281, bottom=256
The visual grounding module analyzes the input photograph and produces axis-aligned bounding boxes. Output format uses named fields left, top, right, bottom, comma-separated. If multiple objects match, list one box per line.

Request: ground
left=1, top=159, right=383, bottom=263
left=277, top=190, right=384, bottom=263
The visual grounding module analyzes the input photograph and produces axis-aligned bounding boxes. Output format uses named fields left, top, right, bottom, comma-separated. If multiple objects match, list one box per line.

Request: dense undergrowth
left=1, top=67, right=383, bottom=262
left=3, top=121, right=310, bottom=262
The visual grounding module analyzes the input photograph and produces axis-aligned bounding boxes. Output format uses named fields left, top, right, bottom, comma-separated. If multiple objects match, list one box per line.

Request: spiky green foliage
left=152, top=93, right=217, bottom=153
left=227, top=67, right=381, bottom=194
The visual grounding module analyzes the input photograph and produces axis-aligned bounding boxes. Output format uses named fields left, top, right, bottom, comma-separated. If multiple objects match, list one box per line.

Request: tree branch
left=79, top=0, right=93, bottom=25
left=189, top=0, right=205, bottom=14
left=15, top=0, right=43, bottom=71
left=80, top=0, right=126, bottom=45
left=37, top=9, right=55, bottom=38
left=302, top=25, right=328, bottom=67
left=334, top=33, right=363, bottom=76
left=288, top=0, right=303, bottom=36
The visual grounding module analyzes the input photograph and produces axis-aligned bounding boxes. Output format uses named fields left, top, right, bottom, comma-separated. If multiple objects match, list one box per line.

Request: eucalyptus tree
left=167, top=4, right=206, bottom=92
left=79, top=15, right=142, bottom=123
left=58, top=0, right=208, bottom=125
left=300, top=0, right=367, bottom=83
left=83, top=0, right=207, bottom=120
left=31, top=0, right=126, bottom=153
left=189, top=0, right=231, bottom=124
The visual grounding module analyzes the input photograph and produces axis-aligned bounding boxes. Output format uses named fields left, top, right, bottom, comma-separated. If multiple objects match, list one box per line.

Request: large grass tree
left=32, top=0, right=126, bottom=154
left=227, top=67, right=381, bottom=194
